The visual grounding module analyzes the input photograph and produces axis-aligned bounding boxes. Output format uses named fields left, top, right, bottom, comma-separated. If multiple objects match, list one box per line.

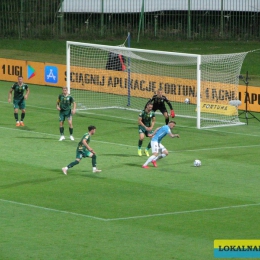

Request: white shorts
left=151, top=141, right=166, bottom=154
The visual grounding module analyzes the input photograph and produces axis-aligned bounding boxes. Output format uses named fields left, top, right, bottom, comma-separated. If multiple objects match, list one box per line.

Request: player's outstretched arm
left=165, top=96, right=175, bottom=118
left=170, top=133, right=179, bottom=138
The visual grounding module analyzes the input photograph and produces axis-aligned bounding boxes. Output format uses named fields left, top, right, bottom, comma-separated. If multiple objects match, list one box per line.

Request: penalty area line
left=0, top=198, right=106, bottom=221
left=106, top=202, right=260, bottom=221
left=0, top=198, right=259, bottom=222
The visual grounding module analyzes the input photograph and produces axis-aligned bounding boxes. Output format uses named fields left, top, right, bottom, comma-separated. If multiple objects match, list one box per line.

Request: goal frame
left=66, top=41, right=245, bottom=129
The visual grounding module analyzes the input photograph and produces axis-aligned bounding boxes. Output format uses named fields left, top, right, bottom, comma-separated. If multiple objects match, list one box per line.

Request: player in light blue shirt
left=142, top=121, right=180, bottom=168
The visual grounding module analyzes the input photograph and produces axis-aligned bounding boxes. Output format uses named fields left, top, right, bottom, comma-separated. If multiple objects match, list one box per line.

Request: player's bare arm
left=8, top=89, right=13, bottom=103
left=71, top=102, right=76, bottom=115
left=82, top=139, right=94, bottom=153
left=138, top=117, right=148, bottom=130
left=169, top=133, right=180, bottom=138
left=148, top=127, right=160, bottom=137
left=56, top=100, right=61, bottom=110
left=24, top=88, right=30, bottom=100
left=150, top=116, right=155, bottom=130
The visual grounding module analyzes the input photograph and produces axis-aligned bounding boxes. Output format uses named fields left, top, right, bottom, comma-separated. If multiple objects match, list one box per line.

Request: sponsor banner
left=214, top=240, right=260, bottom=258
left=239, top=85, right=260, bottom=112
left=69, top=66, right=197, bottom=101
left=1, top=58, right=260, bottom=112
left=200, top=102, right=237, bottom=116
left=69, top=66, right=239, bottom=104
left=0, top=58, right=64, bottom=87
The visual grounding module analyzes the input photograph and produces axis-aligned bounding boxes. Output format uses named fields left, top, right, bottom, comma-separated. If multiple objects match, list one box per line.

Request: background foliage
left=0, top=0, right=259, bottom=40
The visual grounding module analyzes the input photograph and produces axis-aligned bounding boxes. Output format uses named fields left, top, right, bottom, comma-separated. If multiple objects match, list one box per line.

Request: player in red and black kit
left=145, top=89, right=175, bottom=124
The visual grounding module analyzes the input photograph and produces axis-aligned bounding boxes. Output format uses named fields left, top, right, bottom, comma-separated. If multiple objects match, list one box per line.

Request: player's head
left=157, top=89, right=163, bottom=97
left=168, top=121, right=176, bottom=129
left=145, top=102, right=153, bottom=112
left=88, top=125, right=96, bottom=134
left=18, top=76, right=23, bottom=84
left=62, top=87, right=68, bottom=94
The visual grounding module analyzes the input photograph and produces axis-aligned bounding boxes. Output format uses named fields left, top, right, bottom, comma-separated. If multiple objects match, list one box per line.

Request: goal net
left=66, top=41, right=248, bottom=129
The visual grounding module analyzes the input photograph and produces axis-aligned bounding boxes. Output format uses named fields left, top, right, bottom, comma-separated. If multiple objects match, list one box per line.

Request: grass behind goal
left=0, top=82, right=259, bottom=260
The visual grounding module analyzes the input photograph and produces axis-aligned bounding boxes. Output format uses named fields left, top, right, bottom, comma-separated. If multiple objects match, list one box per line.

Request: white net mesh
left=67, top=41, right=247, bottom=128
left=200, top=52, right=247, bottom=128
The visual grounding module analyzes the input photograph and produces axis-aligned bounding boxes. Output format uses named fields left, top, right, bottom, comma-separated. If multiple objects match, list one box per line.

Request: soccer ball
left=194, top=159, right=201, bottom=167
left=184, top=98, right=190, bottom=104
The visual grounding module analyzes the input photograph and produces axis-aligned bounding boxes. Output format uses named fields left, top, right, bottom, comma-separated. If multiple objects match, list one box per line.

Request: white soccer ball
left=184, top=98, right=190, bottom=104
left=194, top=159, right=201, bottom=167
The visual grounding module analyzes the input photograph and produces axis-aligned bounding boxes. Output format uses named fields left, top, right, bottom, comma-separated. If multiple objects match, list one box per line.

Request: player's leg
left=13, top=100, right=20, bottom=126
left=62, top=151, right=82, bottom=175
left=144, top=130, right=152, bottom=156
left=20, top=109, right=26, bottom=126
left=19, top=100, right=26, bottom=126
left=160, top=108, right=169, bottom=125
left=142, top=141, right=159, bottom=168
left=89, top=152, right=102, bottom=173
left=138, top=128, right=145, bottom=156
left=67, top=114, right=74, bottom=141
left=59, top=112, right=65, bottom=141
left=154, top=144, right=168, bottom=162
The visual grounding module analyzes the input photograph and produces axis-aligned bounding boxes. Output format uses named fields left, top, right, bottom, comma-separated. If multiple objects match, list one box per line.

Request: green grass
left=0, top=80, right=260, bottom=260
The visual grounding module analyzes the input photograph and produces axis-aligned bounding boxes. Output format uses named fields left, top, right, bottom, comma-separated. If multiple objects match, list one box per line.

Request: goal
left=66, top=41, right=248, bottom=129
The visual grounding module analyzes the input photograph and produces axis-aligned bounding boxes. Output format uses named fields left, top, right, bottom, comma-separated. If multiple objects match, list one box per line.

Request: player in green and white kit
left=57, top=87, right=76, bottom=141
left=8, top=76, right=30, bottom=127
left=138, top=102, right=155, bottom=156
left=62, top=125, right=102, bottom=174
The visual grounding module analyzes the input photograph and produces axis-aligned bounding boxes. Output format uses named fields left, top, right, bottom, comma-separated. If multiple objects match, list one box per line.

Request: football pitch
left=0, top=81, right=259, bottom=260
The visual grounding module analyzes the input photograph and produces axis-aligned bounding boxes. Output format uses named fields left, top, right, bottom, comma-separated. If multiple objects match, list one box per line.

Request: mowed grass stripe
left=0, top=125, right=260, bottom=152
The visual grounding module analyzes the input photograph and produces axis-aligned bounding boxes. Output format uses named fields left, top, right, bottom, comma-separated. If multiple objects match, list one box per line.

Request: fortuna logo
left=27, top=65, right=36, bottom=79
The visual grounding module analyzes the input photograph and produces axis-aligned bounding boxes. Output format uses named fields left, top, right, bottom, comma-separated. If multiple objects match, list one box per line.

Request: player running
left=62, top=125, right=102, bottom=175
left=142, top=121, right=179, bottom=168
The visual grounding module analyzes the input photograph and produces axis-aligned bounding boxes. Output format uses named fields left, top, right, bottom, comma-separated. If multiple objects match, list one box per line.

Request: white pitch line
left=0, top=198, right=106, bottom=221
left=0, top=198, right=259, bottom=222
left=106, top=203, right=260, bottom=221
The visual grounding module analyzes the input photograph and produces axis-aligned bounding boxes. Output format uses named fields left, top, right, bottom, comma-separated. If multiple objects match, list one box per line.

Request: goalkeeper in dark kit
left=145, top=89, right=175, bottom=124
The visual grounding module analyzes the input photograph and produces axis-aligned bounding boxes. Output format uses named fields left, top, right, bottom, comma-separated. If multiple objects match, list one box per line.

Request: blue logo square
left=45, top=66, right=58, bottom=83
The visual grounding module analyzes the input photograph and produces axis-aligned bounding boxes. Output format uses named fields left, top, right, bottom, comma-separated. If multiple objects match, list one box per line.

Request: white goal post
left=66, top=41, right=248, bottom=129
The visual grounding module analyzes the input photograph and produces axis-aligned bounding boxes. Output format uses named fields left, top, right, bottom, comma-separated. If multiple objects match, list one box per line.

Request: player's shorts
left=138, top=125, right=153, bottom=137
left=76, top=149, right=92, bottom=159
left=153, top=105, right=168, bottom=115
left=59, top=110, right=72, bottom=122
left=151, top=141, right=166, bottom=154
left=13, top=99, right=25, bottom=109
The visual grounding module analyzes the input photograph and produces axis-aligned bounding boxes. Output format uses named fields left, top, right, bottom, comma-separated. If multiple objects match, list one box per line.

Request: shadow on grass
left=101, top=153, right=133, bottom=157
left=125, top=163, right=144, bottom=168
left=80, top=173, right=106, bottom=179
left=56, top=169, right=106, bottom=179
left=0, top=177, right=62, bottom=189
left=16, top=136, right=57, bottom=140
